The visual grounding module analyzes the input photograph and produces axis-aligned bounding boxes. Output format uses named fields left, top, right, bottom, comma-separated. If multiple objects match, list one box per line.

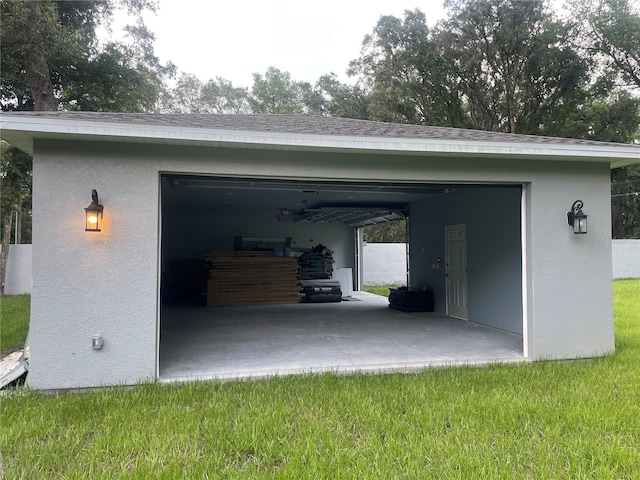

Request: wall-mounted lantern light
left=567, top=200, right=587, bottom=234
left=85, top=189, right=104, bottom=232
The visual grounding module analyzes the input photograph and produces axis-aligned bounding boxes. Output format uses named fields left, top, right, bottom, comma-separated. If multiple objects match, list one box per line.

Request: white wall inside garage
left=410, top=187, right=523, bottom=334
left=27, top=139, right=615, bottom=389
left=162, top=211, right=354, bottom=270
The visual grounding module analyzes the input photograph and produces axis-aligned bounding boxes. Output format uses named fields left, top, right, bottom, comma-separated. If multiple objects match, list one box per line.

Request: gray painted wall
left=409, top=187, right=523, bottom=334
left=162, top=212, right=354, bottom=270
left=362, top=243, right=407, bottom=286
left=27, top=139, right=615, bottom=389
left=0, top=244, right=32, bottom=294
left=612, top=240, right=640, bottom=279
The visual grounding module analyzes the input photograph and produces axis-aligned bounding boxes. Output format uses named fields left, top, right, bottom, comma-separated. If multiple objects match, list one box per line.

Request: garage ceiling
left=161, top=175, right=450, bottom=226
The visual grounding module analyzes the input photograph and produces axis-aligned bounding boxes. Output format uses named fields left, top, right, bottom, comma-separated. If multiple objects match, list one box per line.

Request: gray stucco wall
left=612, top=239, right=640, bottom=279
left=29, top=144, right=160, bottom=390
left=27, top=140, right=615, bottom=389
left=410, top=187, right=523, bottom=334
left=0, top=244, right=32, bottom=294
left=524, top=166, right=613, bottom=360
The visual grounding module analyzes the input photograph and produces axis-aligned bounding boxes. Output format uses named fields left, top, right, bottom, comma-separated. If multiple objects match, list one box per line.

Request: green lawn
left=362, top=284, right=401, bottom=296
left=1, top=281, right=639, bottom=479
left=0, top=294, right=30, bottom=356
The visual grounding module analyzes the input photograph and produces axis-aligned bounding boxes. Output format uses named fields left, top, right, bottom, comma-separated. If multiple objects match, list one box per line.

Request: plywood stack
left=205, top=251, right=301, bottom=306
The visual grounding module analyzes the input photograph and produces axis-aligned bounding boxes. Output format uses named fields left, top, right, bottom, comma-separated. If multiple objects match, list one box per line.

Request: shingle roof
left=1, top=111, right=630, bottom=147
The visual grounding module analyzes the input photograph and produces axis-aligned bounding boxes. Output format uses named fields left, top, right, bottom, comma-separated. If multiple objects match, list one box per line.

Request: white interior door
left=445, top=224, right=468, bottom=320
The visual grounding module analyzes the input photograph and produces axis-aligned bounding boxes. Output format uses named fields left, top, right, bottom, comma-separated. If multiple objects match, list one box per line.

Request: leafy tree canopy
left=159, top=73, right=251, bottom=114
left=162, top=67, right=324, bottom=115
left=436, top=0, right=590, bottom=134
left=0, top=0, right=173, bottom=112
left=570, top=0, right=640, bottom=89
left=348, top=9, right=467, bottom=127
left=363, top=220, right=407, bottom=243
left=249, top=67, right=321, bottom=115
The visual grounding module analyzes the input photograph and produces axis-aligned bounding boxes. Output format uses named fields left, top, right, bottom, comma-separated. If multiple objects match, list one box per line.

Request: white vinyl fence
left=1, top=244, right=32, bottom=294
left=612, top=240, right=640, bottom=279
left=362, top=243, right=407, bottom=286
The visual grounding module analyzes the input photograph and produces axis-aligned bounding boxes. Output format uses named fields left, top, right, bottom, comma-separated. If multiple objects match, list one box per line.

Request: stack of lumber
left=298, top=244, right=335, bottom=280
left=205, top=251, right=300, bottom=306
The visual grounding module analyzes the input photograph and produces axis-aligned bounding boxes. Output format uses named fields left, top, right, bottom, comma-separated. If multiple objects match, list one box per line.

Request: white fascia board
left=2, top=115, right=639, bottom=165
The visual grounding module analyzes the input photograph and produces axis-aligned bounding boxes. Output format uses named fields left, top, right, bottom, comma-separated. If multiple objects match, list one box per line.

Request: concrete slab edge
left=158, top=356, right=528, bottom=384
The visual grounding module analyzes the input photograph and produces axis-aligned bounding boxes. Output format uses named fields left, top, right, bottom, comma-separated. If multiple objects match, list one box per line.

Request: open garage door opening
left=158, top=174, right=525, bottom=381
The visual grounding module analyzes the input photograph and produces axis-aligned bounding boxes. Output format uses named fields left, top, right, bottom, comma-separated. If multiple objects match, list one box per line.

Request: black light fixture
left=85, top=189, right=104, bottom=232
left=567, top=200, right=587, bottom=234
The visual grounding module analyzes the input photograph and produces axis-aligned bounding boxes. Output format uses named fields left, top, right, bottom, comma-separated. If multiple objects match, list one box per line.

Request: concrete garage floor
left=159, top=292, right=524, bottom=382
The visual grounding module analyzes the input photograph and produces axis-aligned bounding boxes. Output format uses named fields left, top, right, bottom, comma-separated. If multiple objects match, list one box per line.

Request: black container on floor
left=388, top=287, right=434, bottom=312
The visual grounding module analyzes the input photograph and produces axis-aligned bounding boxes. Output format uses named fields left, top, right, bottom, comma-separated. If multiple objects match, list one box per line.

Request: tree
left=612, top=165, right=640, bottom=238
left=570, top=0, right=640, bottom=89
left=163, top=73, right=209, bottom=113
left=314, top=73, right=372, bottom=119
left=201, top=78, right=251, bottom=114
left=348, top=9, right=466, bottom=127
left=1, top=0, right=66, bottom=111
left=162, top=67, right=324, bottom=115
left=0, top=0, right=172, bottom=112
left=436, top=0, right=589, bottom=134
left=363, top=220, right=407, bottom=243
left=541, top=81, right=640, bottom=142
left=160, top=73, right=251, bottom=114
left=249, top=67, right=320, bottom=114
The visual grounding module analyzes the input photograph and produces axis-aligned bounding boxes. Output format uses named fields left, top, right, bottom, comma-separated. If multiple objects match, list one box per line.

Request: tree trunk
left=504, top=75, right=517, bottom=134
left=0, top=216, right=13, bottom=297
left=24, top=1, right=58, bottom=111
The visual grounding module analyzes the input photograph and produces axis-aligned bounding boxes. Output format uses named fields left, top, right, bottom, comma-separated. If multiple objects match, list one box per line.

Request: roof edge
left=1, top=115, right=639, bottom=165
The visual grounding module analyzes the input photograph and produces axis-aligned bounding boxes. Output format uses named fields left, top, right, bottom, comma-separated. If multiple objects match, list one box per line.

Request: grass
left=0, top=281, right=639, bottom=479
left=0, top=294, right=30, bottom=356
left=362, top=284, right=402, bottom=297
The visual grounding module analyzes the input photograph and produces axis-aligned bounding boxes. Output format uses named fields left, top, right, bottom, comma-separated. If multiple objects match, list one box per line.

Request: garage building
left=1, top=112, right=637, bottom=390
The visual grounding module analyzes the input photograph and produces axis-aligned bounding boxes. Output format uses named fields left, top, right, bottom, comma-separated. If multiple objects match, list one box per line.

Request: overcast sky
left=140, top=1, right=448, bottom=87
